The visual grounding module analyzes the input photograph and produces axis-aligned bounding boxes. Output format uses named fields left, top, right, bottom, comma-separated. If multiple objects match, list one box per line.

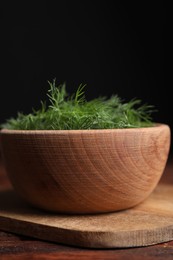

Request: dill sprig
left=1, top=80, right=155, bottom=130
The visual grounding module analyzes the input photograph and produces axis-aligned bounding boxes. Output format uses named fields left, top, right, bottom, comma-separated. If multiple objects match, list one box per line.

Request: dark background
left=1, top=1, right=170, bottom=150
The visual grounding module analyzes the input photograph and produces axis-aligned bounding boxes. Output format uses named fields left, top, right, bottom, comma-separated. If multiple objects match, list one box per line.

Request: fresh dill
left=1, top=80, right=155, bottom=130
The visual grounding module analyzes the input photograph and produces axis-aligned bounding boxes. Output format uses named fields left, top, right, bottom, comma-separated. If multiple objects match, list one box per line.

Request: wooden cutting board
left=0, top=181, right=173, bottom=248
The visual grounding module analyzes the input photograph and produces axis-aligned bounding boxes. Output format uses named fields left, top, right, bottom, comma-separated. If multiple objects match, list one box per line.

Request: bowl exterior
left=0, top=125, right=170, bottom=214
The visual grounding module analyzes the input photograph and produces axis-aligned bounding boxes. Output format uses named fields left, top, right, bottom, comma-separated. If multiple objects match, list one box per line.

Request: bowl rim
left=0, top=123, right=170, bottom=135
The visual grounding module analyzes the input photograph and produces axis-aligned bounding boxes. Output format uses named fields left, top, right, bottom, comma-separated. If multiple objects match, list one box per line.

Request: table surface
left=0, top=158, right=173, bottom=260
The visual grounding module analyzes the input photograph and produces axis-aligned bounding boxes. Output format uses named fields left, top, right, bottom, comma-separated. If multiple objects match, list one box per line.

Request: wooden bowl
left=0, top=124, right=170, bottom=214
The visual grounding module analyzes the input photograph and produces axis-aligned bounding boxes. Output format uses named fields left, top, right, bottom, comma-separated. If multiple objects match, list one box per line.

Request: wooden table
left=0, top=159, right=173, bottom=260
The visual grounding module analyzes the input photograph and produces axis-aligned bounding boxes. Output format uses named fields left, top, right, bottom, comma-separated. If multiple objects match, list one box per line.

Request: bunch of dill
left=1, top=80, right=155, bottom=130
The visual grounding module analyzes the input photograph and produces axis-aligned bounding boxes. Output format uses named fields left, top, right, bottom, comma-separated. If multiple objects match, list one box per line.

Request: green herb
left=1, top=80, right=155, bottom=130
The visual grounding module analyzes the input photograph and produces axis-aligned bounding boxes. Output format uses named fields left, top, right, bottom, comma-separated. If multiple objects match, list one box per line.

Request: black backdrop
left=1, top=1, right=170, bottom=150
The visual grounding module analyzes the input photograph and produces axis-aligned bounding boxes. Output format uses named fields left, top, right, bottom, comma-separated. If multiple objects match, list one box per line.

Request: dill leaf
left=1, top=80, right=155, bottom=130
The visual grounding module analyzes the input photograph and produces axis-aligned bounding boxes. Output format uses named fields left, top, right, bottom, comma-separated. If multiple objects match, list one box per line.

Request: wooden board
left=0, top=182, right=173, bottom=249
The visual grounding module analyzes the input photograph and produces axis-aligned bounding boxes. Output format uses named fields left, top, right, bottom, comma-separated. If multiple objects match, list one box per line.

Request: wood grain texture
left=1, top=230, right=173, bottom=260
left=0, top=180, right=173, bottom=248
left=0, top=160, right=173, bottom=258
left=0, top=124, right=170, bottom=214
